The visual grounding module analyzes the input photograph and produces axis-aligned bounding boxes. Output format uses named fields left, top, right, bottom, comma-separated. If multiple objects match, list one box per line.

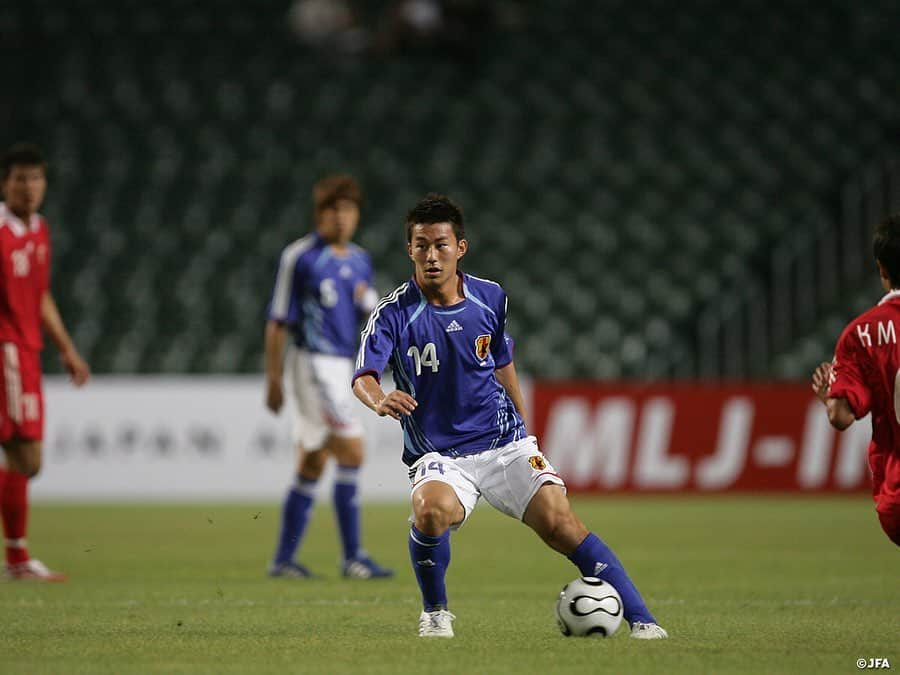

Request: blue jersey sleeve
left=492, top=292, right=513, bottom=368
left=268, top=246, right=307, bottom=325
left=353, top=300, right=396, bottom=383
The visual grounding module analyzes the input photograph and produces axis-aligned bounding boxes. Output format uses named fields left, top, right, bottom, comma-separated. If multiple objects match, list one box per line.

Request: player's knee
left=19, top=456, right=41, bottom=478
left=299, top=450, right=328, bottom=478
left=5, top=443, right=42, bottom=477
left=537, top=507, right=583, bottom=552
left=413, top=496, right=456, bottom=534
left=332, top=443, right=363, bottom=468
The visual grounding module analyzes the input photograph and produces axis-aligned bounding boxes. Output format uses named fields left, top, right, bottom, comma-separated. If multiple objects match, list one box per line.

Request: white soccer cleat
left=629, top=621, right=668, bottom=639
left=418, top=609, right=455, bottom=638
left=4, top=558, right=67, bottom=582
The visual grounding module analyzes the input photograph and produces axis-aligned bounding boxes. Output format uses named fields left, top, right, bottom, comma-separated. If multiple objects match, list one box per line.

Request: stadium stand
left=5, top=0, right=898, bottom=378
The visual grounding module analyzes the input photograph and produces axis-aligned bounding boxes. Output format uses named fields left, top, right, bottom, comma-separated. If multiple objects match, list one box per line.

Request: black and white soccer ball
left=555, top=576, right=623, bottom=638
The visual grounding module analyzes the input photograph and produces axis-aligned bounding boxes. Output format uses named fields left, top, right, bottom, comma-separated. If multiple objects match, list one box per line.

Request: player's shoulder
left=0, top=203, right=45, bottom=238
left=347, top=242, right=371, bottom=259
left=464, top=272, right=506, bottom=294
left=463, top=272, right=507, bottom=308
left=838, top=295, right=900, bottom=345
left=371, top=281, right=415, bottom=319
left=279, top=233, right=319, bottom=264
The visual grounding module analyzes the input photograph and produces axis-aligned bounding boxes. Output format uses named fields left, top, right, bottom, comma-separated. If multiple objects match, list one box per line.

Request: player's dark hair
left=405, top=194, right=466, bottom=243
left=873, top=213, right=900, bottom=288
left=1, top=142, right=47, bottom=181
left=313, top=174, right=362, bottom=213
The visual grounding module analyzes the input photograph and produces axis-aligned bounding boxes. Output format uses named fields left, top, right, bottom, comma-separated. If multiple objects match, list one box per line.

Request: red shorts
left=0, top=343, right=44, bottom=443
left=870, top=447, right=900, bottom=510
left=869, top=446, right=900, bottom=545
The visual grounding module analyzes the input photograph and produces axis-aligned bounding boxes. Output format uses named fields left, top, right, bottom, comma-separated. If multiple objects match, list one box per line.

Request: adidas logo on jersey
left=445, top=320, right=463, bottom=333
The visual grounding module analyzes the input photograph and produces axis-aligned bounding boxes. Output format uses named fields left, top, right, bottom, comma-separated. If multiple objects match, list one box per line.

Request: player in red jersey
left=0, top=143, right=90, bottom=580
left=812, top=213, right=900, bottom=546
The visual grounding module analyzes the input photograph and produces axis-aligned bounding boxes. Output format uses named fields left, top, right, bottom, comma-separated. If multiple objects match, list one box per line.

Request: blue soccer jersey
left=353, top=273, right=525, bottom=465
left=269, top=233, right=374, bottom=358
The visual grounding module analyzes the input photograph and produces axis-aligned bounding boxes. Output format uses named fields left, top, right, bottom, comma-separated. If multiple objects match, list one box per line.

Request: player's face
left=317, top=198, right=359, bottom=246
left=408, top=222, right=467, bottom=290
left=2, top=164, right=47, bottom=218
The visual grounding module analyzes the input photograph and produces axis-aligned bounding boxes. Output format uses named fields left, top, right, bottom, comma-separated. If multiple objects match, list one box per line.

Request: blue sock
left=273, top=477, right=317, bottom=565
left=333, top=464, right=360, bottom=562
left=567, top=532, right=655, bottom=625
left=408, top=525, right=450, bottom=611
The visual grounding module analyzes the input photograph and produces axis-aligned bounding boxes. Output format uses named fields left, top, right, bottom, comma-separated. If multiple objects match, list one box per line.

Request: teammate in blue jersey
left=265, top=174, right=392, bottom=580
left=352, top=194, right=667, bottom=638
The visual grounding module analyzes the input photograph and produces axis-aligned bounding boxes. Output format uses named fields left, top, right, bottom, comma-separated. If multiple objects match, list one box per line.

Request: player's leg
left=522, top=484, right=662, bottom=633
left=1, top=438, right=64, bottom=581
left=410, top=479, right=464, bottom=607
left=0, top=346, right=62, bottom=582
left=408, top=456, right=474, bottom=637
left=482, top=438, right=665, bottom=637
left=870, top=450, right=900, bottom=546
left=270, top=444, right=328, bottom=577
left=270, top=348, right=327, bottom=578
left=313, top=353, right=392, bottom=578
left=874, top=451, right=900, bottom=546
left=878, top=506, right=900, bottom=546
left=326, top=433, right=393, bottom=578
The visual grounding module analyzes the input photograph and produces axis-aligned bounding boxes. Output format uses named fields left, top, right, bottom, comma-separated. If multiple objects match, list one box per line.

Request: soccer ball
left=555, top=576, right=623, bottom=638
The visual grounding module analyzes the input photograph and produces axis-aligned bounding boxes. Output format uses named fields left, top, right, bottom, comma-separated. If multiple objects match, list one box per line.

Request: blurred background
left=3, top=0, right=899, bottom=499
left=5, top=0, right=898, bottom=382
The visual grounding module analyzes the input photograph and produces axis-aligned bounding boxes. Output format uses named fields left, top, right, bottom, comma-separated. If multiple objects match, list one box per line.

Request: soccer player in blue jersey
left=265, top=174, right=392, bottom=579
left=352, top=194, right=667, bottom=638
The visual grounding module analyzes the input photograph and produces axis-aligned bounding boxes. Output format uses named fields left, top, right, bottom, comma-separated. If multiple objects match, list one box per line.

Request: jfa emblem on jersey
left=528, top=455, right=546, bottom=471
left=475, top=334, right=491, bottom=360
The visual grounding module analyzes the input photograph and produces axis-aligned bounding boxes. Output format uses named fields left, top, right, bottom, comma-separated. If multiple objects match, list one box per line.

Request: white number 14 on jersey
left=407, top=343, right=440, bottom=376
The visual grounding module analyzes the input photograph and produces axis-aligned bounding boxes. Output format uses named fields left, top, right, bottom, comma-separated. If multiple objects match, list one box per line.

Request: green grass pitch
left=1, top=496, right=896, bottom=674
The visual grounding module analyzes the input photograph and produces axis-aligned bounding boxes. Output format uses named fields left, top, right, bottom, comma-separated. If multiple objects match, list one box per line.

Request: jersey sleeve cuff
left=494, top=358, right=513, bottom=370
left=827, top=386, right=867, bottom=419
left=352, top=369, right=381, bottom=386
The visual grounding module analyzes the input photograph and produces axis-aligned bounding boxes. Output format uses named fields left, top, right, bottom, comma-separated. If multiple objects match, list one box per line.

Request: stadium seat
left=18, top=0, right=898, bottom=378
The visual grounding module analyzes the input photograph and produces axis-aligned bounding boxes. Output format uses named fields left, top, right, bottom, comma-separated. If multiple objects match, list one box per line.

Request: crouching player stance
left=811, top=213, right=900, bottom=547
left=352, top=194, right=667, bottom=638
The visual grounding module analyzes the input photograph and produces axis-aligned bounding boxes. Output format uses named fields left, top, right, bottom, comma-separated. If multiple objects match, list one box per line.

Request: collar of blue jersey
left=410, top=271, right=468, bottom=303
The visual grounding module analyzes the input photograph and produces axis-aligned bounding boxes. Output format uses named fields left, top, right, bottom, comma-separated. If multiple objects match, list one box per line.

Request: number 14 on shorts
left=418, top=461, right=445, bottom=477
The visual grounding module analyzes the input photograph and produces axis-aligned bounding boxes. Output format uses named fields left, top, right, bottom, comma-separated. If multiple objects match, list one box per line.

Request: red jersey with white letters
left=828, top=289, right=900, bottom=457
left=0, top=202, right=50, bottom=351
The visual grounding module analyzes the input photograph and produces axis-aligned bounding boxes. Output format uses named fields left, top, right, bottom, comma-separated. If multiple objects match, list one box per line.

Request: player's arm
left=352, top=374, right=417, bottom=420
left=266, top=246, right=305, bottom=414
left=811, top=361, right=856, bottom=431
left=354, top=282, right=378, bottom=314
left=264, top=320, right=288, bottom=413
left=495, top=360, right=527, bottom=422
left=40, top=291, right=89, bottom=386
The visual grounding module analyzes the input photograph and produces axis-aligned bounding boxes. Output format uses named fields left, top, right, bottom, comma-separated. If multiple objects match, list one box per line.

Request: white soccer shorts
left=284, top=347, right=363, bottom=449
left=407, top=436, right=566, bottom=527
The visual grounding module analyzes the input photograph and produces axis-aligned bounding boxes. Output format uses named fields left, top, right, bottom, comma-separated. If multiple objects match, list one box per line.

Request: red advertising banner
left=531, top=382, right=872, bottom=493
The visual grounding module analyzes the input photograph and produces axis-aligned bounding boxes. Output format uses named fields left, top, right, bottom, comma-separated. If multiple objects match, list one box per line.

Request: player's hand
left=354, top=282, right=378, bottom=313
left=811, top=361, right=832, bottom=403
left=61, top=349, right=90, bottom=387
left=266, top=379, right=284, bottom=413
left=375, top=390, right=417, bottom=420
